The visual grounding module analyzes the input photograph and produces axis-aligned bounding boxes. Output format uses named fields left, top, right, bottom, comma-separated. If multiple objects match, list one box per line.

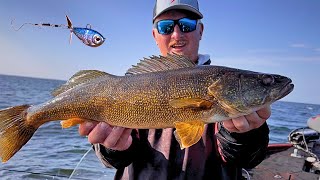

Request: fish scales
left=0, top=54, right=294, bottom=162
left=110, top=67, right=219, bottom=128
left=29, top=66, right=220, bottom=129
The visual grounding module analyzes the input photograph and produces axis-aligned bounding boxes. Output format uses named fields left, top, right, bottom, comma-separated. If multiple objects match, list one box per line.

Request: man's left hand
left=222, top=106, right=271, bottom=133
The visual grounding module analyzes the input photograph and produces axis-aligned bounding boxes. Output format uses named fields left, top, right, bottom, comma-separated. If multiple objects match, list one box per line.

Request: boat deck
left=250, top=146, right=319, bottom=180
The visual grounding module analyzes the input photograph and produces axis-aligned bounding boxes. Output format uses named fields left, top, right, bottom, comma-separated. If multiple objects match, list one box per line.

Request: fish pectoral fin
left=173, top=121, right=205, bottom=149
left=60, top=118, right=86, bottom=129
left=169, top=98, right=213, bottom=109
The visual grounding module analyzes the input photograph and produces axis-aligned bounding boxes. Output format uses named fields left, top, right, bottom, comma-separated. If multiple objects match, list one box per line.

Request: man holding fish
left=0, top=0, right=294, bottom=179
left=79, top=0, right=271, bottom=179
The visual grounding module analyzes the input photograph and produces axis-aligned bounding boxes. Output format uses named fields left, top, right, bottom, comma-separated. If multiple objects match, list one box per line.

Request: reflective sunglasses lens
left=178, top=18, right=197, bottom=33
left=157, top=20, right=174, bottom=35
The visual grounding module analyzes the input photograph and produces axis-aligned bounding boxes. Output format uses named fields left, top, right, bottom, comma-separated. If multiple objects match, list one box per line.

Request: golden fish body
left=30, top=67, right=222, bottom=128
left=0, top=54, right=294, bottom=162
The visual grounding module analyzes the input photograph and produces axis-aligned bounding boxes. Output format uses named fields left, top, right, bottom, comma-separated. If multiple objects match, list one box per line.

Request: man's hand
left=222, top=106, right=271, bottom=133
left=79, top=122, right=133, bottom=151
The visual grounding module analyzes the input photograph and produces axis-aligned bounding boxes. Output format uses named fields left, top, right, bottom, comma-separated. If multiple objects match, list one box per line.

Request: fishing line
left=302, top=127, right=310, bottom=152
left=0, top=167, right=88, bottom=180
left=241, top=168, right=251, bottom=180
left=289, top=127, right=319, bottom=160
left=301, top=127, right=319, bottom=160
left=11, top=18, right=67, bottom=31
left=68, top=145, right=93, bottom=179
left=1, top=146, right=93, bottom=180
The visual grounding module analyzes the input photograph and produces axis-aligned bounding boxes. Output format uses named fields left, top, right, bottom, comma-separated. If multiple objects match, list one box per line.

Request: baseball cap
left=153, top=0, right=203, bottom=22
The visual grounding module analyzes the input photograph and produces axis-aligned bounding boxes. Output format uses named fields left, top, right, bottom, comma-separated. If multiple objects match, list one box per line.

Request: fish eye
left=261, top=74, right=275, bottom=86
left=93, top=34, right=103, bottom=44
left=94, top=36, right=101, bottom=42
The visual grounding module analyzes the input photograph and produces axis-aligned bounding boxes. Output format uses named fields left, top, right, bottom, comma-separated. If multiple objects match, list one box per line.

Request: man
left=79, top=0, right=270, bottom=179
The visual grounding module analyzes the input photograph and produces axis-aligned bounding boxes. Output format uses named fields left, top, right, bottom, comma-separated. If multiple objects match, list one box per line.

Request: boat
left=247, top=115, right=320, bottom=180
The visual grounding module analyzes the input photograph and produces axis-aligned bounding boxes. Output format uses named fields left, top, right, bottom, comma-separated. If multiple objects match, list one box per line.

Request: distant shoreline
left=0, top=73, right=66, bottom=82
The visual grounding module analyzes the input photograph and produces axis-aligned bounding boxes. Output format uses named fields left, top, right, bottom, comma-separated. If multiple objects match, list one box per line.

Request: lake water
left=0, top=74, right=319, bottom=179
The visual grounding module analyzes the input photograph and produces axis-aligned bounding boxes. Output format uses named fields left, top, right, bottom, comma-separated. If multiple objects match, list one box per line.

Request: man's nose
left=171, top=24, right=183, bottom=38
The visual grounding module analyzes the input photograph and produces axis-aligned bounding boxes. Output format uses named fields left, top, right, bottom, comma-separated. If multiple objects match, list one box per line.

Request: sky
left=0, top=0, right=319, bottom=105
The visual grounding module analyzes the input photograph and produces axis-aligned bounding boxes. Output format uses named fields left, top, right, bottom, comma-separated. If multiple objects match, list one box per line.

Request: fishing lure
left=11, top=15, right=105, bottom=47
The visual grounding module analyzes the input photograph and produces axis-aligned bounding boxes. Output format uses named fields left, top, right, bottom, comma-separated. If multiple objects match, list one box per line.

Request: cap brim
left=153, top=5, right=203, bottom=22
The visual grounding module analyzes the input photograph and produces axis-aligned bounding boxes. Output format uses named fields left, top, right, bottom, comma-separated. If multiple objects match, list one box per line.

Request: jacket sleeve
left=93, top=129, right=140, bottom=169
left=215, top=122, right=269, bottom=169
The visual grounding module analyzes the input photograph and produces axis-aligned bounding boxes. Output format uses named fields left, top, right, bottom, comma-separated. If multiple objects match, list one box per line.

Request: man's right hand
left=79, top=121, right=133, bottom=151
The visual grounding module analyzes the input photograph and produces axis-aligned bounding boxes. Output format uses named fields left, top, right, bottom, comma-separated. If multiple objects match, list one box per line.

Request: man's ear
left=152, top=28, right=157, bottom=39
left=199, top=23, right=204, bottom=40
left=152, top=28, right=158, bottom=45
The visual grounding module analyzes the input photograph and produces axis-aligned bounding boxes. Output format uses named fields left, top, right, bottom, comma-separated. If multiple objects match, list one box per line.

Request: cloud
left=247, top=48, right=286, bottom=54
left=289, top=43, right=320, bottom=53
left=314, top=48, right=320, bottom=52
left=290, top=43, right=308, bottom=48
left=214, top=55, right=320, bottom=69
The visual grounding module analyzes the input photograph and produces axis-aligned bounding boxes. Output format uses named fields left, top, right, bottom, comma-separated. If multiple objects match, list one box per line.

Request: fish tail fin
left=0, top=105, right=37, bottom=163
left=66, top=15, right=73, bottom=29
left=66, top=15, right=73, bottom=44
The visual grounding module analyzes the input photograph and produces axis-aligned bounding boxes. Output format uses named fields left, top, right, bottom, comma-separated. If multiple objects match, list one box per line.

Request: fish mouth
left=276, top=80, right=294, bottom=100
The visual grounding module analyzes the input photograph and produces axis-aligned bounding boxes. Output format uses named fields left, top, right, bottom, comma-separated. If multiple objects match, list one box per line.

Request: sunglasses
left=154, top=17, right=198, bottom=35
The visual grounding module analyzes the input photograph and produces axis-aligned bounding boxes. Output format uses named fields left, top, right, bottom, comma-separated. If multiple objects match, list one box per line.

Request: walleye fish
left=0, top=54, right=294, bottom=162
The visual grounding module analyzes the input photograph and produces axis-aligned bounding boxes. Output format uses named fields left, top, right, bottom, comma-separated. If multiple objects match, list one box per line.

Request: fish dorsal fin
left=52, top=70, right=108, bottom=97
left=126, top=53, right=196, bottom=75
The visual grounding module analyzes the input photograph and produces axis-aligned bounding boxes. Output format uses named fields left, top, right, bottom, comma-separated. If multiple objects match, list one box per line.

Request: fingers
left=256, top=105, right=271, bottom=120
left=79, top=121, right=98, bottom=136
left=222, top=119, right=238, bottom=132
left=222, top=106, right=271, bottom=133
left=103, top=127, right=133, bottom=151
left=243, top=111, right=264, bottom=129
left=78, top=121, right=133, bottom=151
left=223, top=116, right=250, bottom=133
left=88, top=122, right=113, bottom=144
